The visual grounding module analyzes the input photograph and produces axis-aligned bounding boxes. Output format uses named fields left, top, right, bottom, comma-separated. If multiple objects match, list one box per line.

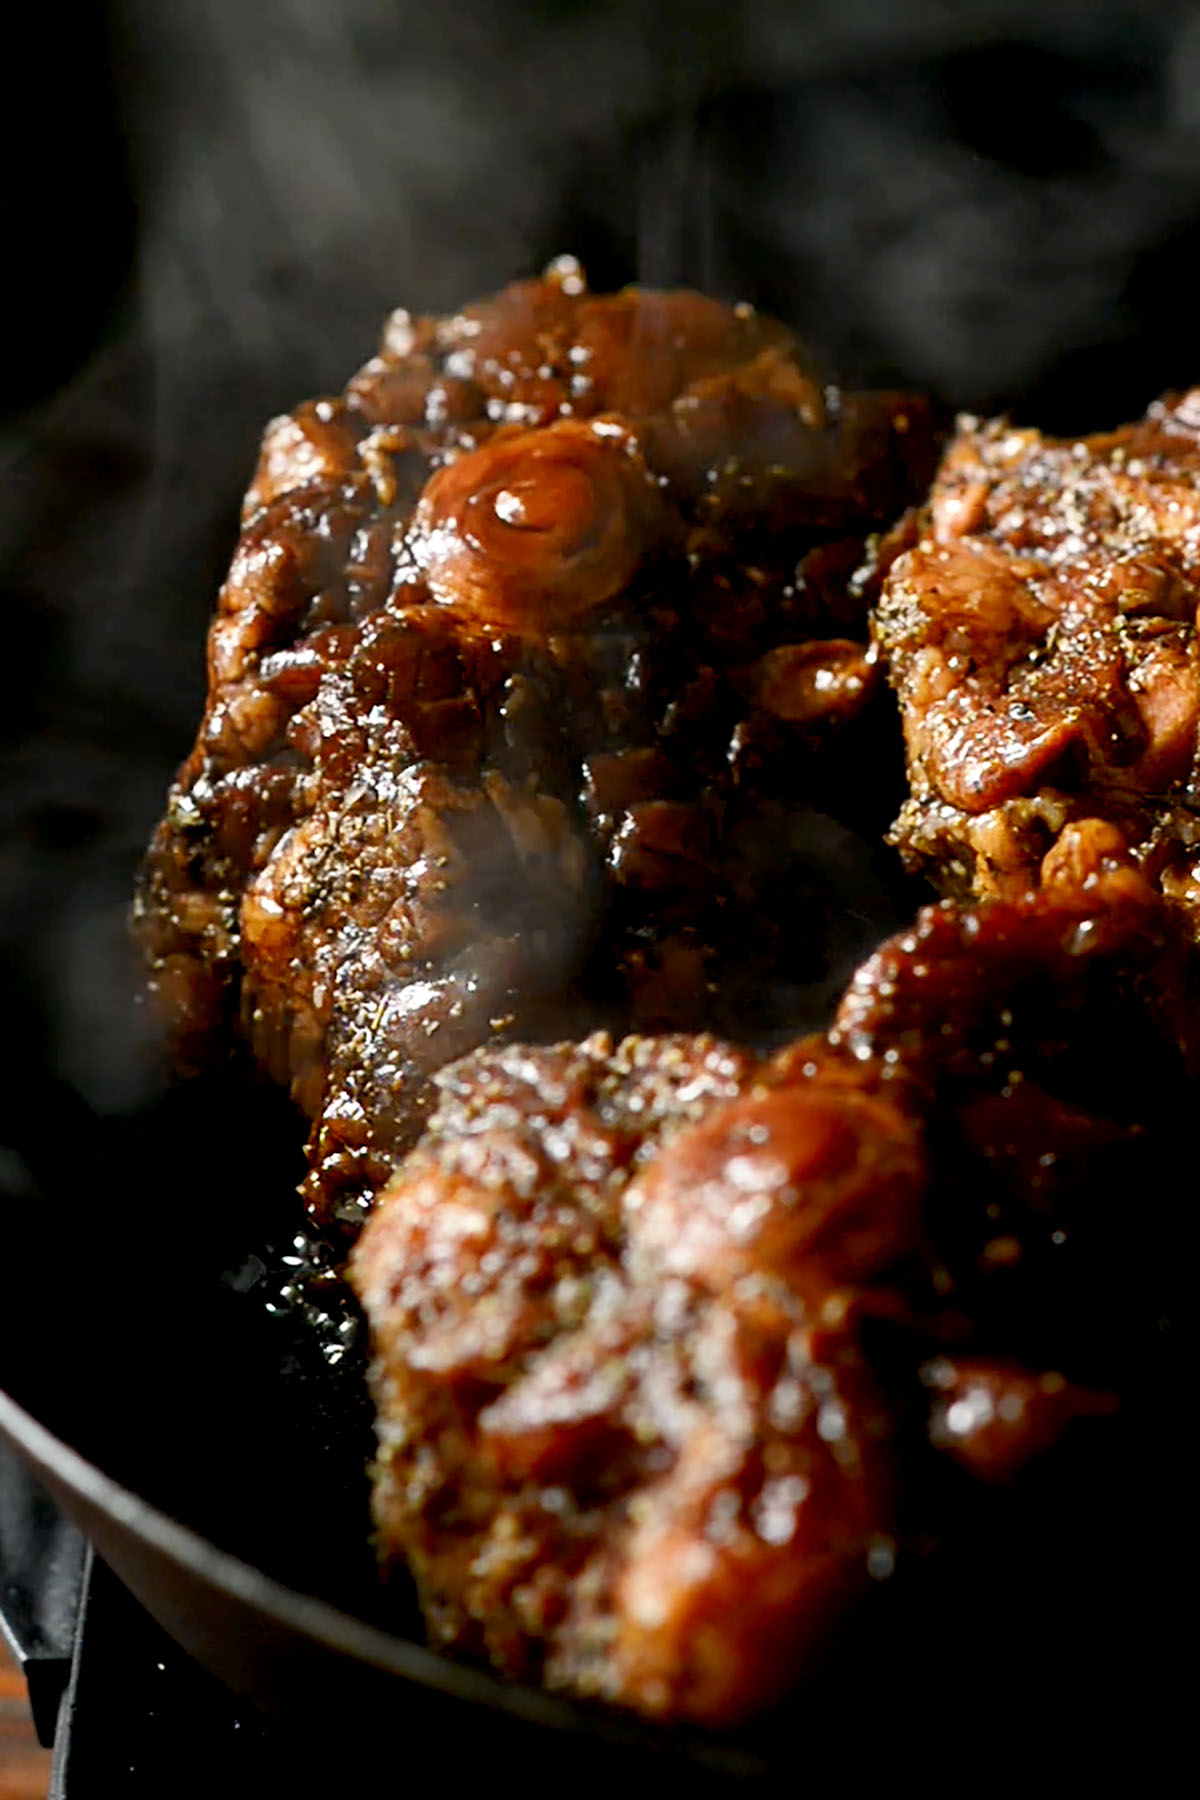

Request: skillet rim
left=0, top=1380, right=766, bottom=1774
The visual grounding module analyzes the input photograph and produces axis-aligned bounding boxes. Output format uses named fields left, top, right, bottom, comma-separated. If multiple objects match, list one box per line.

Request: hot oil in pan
left=0, top=1059, right=411, bottom=1635
left=156, top=1087, right=421, bottom=1635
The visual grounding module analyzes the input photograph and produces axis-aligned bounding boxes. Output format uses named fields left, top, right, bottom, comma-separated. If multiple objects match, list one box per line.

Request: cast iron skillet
left=0, top=931, right=1188, bottom=1789
left=3, top=8, right=1196, bottom=1779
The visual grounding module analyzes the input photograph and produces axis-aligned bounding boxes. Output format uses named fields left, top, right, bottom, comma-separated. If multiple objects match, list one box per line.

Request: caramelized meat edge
left=875, top=393, right=1200, bottom=914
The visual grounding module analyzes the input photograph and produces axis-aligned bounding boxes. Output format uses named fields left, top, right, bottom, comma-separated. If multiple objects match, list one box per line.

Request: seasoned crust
left=350, top=1031, right=913, bottom=1725
left=875, top=392, right=1200, bottom=914
left=136, top=260, right=936, bottom=1226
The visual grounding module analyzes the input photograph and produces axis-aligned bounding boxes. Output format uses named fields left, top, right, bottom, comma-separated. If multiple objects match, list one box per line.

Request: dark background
left=3, top=0, right=1200, bottom=1142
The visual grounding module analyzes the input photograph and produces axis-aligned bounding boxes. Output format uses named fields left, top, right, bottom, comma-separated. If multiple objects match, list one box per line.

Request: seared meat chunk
left=875, top=393, right=1200, bottom=912
left=136, top=260, right=935, bottom=1228
left=351, top=871, right=1192, bottom=1724
left=827, top=867, right=1196, bottom=1386
left=351, top=1031, right=918, bottom=1725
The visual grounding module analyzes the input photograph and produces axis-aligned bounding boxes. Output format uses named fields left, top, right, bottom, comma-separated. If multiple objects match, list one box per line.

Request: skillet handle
left=0, top=1439, right=87, bottom=1746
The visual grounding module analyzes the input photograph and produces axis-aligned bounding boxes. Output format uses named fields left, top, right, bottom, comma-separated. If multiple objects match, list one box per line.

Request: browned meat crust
left=874, top=393, right=1200, bottom=912
left=350, top=871, right=1192, bottom=1725
left=351, top=1031, right=916, bottom=1725
left=135, top=260, right=935, bottom=1228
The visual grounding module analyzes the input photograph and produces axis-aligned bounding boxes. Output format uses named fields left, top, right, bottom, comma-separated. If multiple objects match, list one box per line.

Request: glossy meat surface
left=136, top=261, right=935, bottom=1227
left=875, top=393, right=1200, bottom=912
left=350, top=1032, right=917, bottom=1725
left=351, top=872, right=1191, bottom=1724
